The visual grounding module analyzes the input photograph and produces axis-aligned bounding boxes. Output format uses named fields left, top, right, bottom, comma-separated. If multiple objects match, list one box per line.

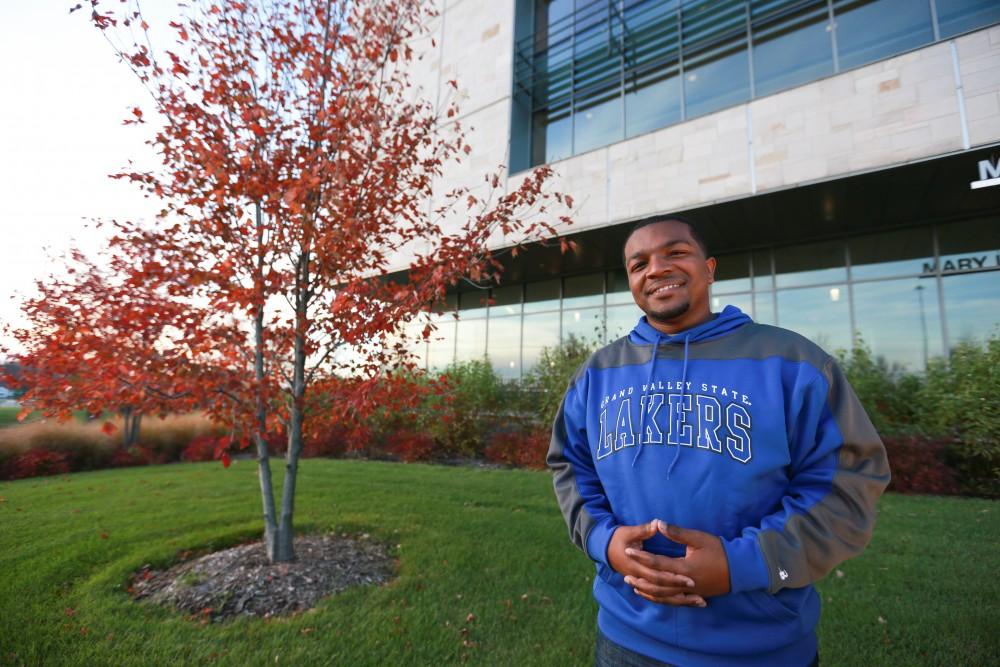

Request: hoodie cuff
left=585, top=518, right=618, bottom=567
left=722, top=534, right=770, bottom=593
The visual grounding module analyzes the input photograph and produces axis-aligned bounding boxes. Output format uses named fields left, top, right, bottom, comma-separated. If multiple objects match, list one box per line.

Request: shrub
left=918, top=334, right=1000, bottom=498
left=382, top=430, right=436, bottom=462
left=422, top=360, right=511, bottom=458
left=5, top=449, right=72, bottom=480
left=836, top=341, right=922, bottom=436
left=883, top=434, right=960, bottom=496
left=483, top=428, right=549, bottom=469
left=181, top=434, right=222, bottom=462
left=520, top=336, right=595, bottom=431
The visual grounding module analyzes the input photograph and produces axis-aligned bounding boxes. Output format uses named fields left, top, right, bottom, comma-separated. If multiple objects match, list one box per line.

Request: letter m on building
left=979, top=158, right=1000, bottom=181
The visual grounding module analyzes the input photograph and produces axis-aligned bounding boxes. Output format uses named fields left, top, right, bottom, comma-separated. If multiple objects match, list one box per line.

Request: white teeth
left=651, top=284, right=682, bottom=296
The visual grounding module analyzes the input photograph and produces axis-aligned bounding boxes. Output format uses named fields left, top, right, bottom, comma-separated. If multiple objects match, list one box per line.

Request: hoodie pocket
left=744, top=589, right=800, bottom=623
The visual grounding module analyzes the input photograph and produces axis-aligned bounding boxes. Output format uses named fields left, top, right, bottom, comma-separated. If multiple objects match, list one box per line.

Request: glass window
left=853, top=279, right=944, bottom=371
left=712, top=292, right=752, bottom=316
left=751, top=2, right=834, bottom=97
left=682, top=0, right=750, bottom=118
left=564, top=272, right=604, bottom=308
left=455, top=319, right=487, bottom=362
left=626, top=66, right=682, bottom=138
left=522, top=312, right=562, bottom=371
left=458, top=291, right=489, bottom=321
left=752, top=249, right=773, bottom=290
left=935, top=0, right=1000, bottom=39
left=607, top=303, right=644, bottom=341
left=427, top=318, right=456, bottom=370
left=850, top=227, right=935, bottom=280
left=403, top=321, right=428, bottom=371
left=562, top=306, right=605, bottom=345
left=712, top=251, right=752, bottom=293
left=532, top=104, right=573, bottom=165
left=488, top=315, right=522, bottom=380
left=490, top=284, right=522, bottom=316
left=574, top=86, right=623, bottom=155
left=753, top=290, right=776, bottom=324
left=524, top=278, right=561, bottom=312
left=683, top=43, right=751, bottom=119
left=833, top=0, right=934, bottom=71
left=942, top=271, right=1000, bottom=346
left=776, top=284, right=852, bottom=353
left=935, top=218, right=1000, bottom=275
left=607, top=269, right=634, bottom=305
left=774, top=240, right=847, bottom=288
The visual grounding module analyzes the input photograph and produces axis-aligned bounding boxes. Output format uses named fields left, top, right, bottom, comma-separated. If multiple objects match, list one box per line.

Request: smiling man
left=547, top=215, right=890, bottom=667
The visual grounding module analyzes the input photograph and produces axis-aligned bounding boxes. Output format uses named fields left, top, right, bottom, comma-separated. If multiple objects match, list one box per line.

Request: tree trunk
left=120, top=407, right=142, bottom=449
left=273, top=250, right=310, bottom=563
left=253, top=202, right=281, bottom=563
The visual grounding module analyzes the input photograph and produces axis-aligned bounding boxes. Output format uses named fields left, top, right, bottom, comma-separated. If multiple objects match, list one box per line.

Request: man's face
left=623, top=220, right=716, bottom=335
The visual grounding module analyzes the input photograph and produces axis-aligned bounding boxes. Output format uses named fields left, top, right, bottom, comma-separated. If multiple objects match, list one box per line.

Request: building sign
left=922, top=252, right=1000, bottom=275
left=970, top=157, right=1000, bottom=189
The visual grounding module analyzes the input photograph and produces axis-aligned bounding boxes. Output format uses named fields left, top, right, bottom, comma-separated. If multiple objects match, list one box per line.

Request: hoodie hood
left=629, top=304, right=752, bottom=345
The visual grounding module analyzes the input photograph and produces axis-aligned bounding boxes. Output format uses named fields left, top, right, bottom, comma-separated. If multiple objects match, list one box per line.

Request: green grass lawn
left=0, top=406, right=27, bottom=427
left=0, top=461, right=997, bottom=666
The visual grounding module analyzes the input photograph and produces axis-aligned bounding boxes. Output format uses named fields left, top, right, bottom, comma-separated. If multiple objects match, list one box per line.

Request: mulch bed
left=129, top=532, right=395, bottom=622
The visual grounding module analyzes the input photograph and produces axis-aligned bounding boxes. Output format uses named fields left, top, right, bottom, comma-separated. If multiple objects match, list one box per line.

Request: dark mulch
left=129, top=533, right=395, bottom=622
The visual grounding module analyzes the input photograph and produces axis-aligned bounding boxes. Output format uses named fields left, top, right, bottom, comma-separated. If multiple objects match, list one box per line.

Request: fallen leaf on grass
left=878, top=616, right=887, bottom=624
left=836, top=569, right=844, bottom=578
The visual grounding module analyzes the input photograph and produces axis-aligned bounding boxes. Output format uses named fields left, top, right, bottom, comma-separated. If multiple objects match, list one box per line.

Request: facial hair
left=648, top=300, right=690, bottom=324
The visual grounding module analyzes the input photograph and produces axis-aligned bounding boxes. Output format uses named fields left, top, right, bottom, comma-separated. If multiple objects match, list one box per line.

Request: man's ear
left=706, top=257, right=717, bottom=283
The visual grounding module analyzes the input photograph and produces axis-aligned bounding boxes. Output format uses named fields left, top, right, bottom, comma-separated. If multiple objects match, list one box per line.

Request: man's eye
left=630, top=262, right=645, bottom=272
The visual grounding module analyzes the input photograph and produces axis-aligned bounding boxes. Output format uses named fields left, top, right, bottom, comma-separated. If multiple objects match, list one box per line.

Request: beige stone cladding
left=958, top=24, right=1000, bottom=149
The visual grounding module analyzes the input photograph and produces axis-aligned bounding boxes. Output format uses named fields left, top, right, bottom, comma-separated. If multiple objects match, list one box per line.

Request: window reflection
left=833, top=0, right=934, bottom=71
left=850, top=227, right=935, bottom=280
left=683, top=44, right=750, bottom=119
left=936, top=0, right=1000, bottom=38
left=774, top=240, right=846, bottom=288
left=606, top=303, right=643, bottom=341
left=564, top=273, right=604, bottom=308
left=427, top=318, right=456, bottom=370
left=488, top=315, right=522, bottom=380
left=606, top=269, right=633, bottom=305
left=563, top=306, right=604, bottom=345
left=713, top=251, right=752, bottom=293
left=753, top=290, right=776, bottom=325
left=853, top=279, right=943, bottom=371
left=777, top=285, right=851, bottom=352
left=525, top=278, right=561, bottom=312
left=942, top=271, right=1000, bottom=346
left=752, top=3, right=834, bottom=97
left=712, top=292, right=752, bottom=317
left=522, top=312, right=561, bottom=372
left=455, top=319, right=487, bottom=362
left=626, top=68, right=681, bottom=137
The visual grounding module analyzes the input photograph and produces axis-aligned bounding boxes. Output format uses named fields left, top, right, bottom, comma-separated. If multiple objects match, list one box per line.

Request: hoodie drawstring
left=665, top=334, right=691, bottom=479
left=631, top=332, right=662, bottom=467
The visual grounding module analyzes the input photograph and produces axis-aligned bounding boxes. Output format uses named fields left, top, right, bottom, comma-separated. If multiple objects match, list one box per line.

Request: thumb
left=657, top=521, right=707, bottom=547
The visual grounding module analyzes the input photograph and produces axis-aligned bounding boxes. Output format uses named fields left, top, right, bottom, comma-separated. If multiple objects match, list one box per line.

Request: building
left=400, top=0, right=1000, bottom=380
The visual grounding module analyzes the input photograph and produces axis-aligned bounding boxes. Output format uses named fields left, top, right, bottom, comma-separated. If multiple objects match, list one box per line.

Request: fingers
left=656, top=520, right=707, bottom=547
left=624, top=548, right=694, bottom=588
left=625, top=574, right=707, bottom=607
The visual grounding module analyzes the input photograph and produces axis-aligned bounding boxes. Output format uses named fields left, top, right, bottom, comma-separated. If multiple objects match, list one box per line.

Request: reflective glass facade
left=512, top=0, right=1000, bottom=169
left=410, top=221, right=1000, bottom=378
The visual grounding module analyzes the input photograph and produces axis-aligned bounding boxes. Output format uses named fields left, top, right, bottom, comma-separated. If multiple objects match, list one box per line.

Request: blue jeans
left=595, top=628, right=819, bottom=667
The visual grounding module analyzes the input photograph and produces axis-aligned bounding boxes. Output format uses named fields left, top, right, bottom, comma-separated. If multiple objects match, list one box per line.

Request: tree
left=1, top=245, right=203, bottom=448
left=76, top=0, right=573, bottom=562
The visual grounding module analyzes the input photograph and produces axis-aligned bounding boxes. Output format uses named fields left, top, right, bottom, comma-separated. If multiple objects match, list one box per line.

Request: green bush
left=835, top=340, right=922, bottom=436
left=917, top=335, right=1000, bottom=498
left=422, top=359, right=515, bottom=458
left=519, top=335, right=595, bottom=430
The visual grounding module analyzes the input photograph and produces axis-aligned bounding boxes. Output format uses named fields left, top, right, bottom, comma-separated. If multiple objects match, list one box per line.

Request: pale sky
left=0, top=2, right=176, bottom=357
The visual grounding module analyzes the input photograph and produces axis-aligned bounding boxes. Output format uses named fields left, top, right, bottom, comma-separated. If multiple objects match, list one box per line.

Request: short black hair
left=622, top=214, right=709, bottom=265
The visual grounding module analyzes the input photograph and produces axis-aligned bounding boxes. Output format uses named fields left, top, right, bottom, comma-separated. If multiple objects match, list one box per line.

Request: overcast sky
left=0, top=2, right=176, bottom=357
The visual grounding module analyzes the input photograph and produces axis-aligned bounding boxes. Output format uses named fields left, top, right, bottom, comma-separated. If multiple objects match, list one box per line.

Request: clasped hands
left=608, top=519, right=731, bottom=607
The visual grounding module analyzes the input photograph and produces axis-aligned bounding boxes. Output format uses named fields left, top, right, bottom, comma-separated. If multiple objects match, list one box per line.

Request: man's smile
left=647, top=280, right=685, bottom=297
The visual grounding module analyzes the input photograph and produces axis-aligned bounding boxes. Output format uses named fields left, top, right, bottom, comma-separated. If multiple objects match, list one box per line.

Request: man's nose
left=647, top=254, right=675, bottom=275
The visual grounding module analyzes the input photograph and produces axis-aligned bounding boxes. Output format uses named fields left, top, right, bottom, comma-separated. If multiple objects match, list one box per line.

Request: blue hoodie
left=547, top=306, right=890, bottom=666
